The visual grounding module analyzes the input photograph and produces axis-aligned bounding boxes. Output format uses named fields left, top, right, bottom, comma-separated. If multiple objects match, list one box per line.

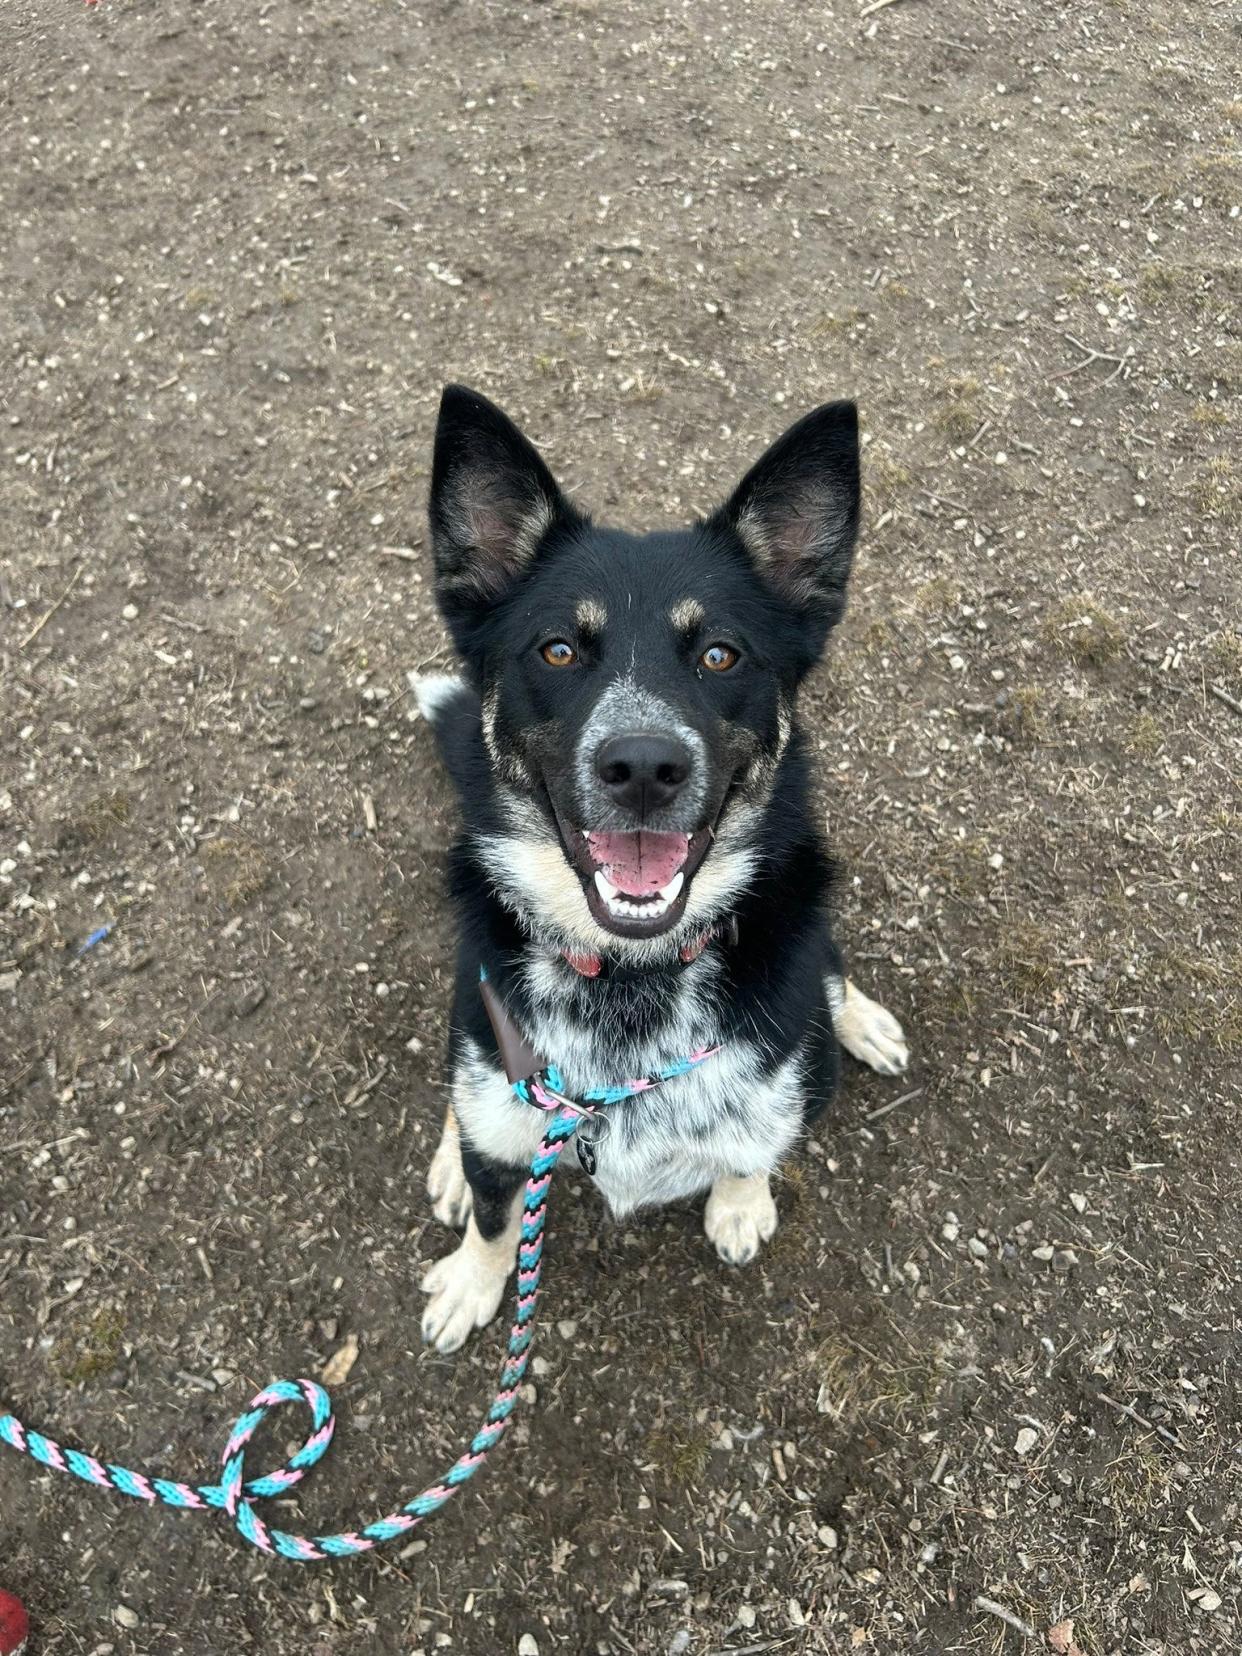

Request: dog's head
left=427, top=385, right=860, bottom=959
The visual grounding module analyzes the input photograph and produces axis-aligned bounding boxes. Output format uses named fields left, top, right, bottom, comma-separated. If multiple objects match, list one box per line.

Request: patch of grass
left=1208, top=628, right=1242, bottom=687
left=764, top=1163, right=816, bottom=1268
left=929, top=833, right=993, bottom=896
left=54, top=1307, right=125, bottom=1385
left=1194, top=152, right=1242, bottom=177
left=1103, top=1439, right=1173, bottom=1521
left=57, top=788, right=131, bottom=848
left=1150, top=947, right=1242, bottom=1052
left=811, top=1334, right=944, bottom=1433
left=807, top=306, right=866, bottom=339
left=1042, top=596, right=1125, bottom=667
left=1192, top=457, right=1241, bottom=522
left=854, top=616, right=895, bottom=657
left=1223, top=100, right=1242, bottom=124
left=996, top=919, right=1059, bottom=998
left=1125, top=711, right=1163, bottom=759
left=933, top=375, right=983, bottom=442
left=646, top=1422, right=713, bottom=1487
left=868, top=455, right=913, bottom=511
left=1138, top=262, right=1193, bottom=306
left=911, top=575, right=958, bottom=614
left=1191, top=400, right=1230, bottom=428
left=203, top=837, right=273, bottom=907
left=996, top=685, right=1049, bottom=745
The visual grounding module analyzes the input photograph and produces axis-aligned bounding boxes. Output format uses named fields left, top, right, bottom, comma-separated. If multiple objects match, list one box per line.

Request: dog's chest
left=456, top=960, right=807, bottom=1215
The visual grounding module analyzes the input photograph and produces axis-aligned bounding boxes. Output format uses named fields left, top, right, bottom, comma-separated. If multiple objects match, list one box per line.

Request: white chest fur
left=451, top=956, right=807, bottom=1216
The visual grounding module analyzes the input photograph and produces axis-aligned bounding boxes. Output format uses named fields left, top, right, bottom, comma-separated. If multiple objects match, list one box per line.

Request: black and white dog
left=413, top=386, right=908, bottom=1352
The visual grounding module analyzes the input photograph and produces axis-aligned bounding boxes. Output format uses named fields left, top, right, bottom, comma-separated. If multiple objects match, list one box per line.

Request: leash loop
left=0, top=1109, right=582, bottom=1560
left=1, top=1029, right=722, bottom=1560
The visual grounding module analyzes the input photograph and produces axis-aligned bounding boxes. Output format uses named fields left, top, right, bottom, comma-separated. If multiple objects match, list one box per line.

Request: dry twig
left=973, top=1596, right=1036, bottom=1640
left=19, top=564, right=83, bottom=649
left=865, top=1086, right=925, bottom=1122
left=1095, top=1389, right=1181, bottom=1447
left=1053, top=333, right=1131, bottom=386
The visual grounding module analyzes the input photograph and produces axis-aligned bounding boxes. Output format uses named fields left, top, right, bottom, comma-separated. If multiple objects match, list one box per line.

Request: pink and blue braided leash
left=0, top=1046, right=718, bottom=1561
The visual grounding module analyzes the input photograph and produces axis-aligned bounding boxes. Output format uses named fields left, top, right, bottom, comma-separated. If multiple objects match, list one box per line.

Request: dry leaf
left=1047, top=1619, right=1086, bottom=1656
left=321, top=1333, right=360, bottom=1386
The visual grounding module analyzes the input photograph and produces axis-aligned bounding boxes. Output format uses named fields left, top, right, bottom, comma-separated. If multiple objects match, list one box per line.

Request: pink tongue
left=586, top=830, right=689, bottom=897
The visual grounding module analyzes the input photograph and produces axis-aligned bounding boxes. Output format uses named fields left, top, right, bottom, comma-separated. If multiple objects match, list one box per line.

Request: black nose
left=595, top=733, right=692, bottom=816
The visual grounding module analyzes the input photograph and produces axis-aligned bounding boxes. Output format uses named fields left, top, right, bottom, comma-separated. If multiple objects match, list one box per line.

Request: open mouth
left=551, top=804, right=715, bottom=938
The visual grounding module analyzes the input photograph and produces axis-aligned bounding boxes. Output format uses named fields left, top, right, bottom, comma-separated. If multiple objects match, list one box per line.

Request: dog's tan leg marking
left=833, top=978, right=909, bottom=1076
left=419, top=1194, right=522, bottom=1353
left=426, top=1104, right=473, bottom=1229
left=704, top=1172, right=778, bottom=1266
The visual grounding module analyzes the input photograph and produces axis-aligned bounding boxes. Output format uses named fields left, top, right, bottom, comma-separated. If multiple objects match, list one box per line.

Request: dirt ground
left=2, top=1, right=1240, bottom=1652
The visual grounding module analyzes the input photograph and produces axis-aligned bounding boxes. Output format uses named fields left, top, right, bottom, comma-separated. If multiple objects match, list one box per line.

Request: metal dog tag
left=576, top=1137, right=597, bottom=1176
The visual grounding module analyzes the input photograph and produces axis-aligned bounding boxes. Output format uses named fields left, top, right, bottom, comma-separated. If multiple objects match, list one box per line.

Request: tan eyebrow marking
left=575, top=599, right=608, bottom=633
left=669, top=598, right=705, bottom=631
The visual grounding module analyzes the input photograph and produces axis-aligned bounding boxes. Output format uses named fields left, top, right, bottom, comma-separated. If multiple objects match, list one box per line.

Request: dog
left=413, top=385, right=909, bottom=1352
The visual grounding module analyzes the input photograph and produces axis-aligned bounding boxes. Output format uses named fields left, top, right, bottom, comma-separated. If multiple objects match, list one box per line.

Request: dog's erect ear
left=429, top=385, right=577, bottom=605
left=714, top=401, right=861, bottom=624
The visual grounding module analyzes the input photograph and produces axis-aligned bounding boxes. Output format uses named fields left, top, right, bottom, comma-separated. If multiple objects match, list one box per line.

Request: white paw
left=835, top=982, right=909, bottom=1076
left=420, top=1241, right=510, bottom=1353
left=427, top=1131, right=472, bottom=1228
left=704, top=1177, right=778, bottom=1266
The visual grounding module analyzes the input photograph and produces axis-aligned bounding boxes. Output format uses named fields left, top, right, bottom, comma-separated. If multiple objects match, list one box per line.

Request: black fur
left=419, top=387, right=876, bottom=1232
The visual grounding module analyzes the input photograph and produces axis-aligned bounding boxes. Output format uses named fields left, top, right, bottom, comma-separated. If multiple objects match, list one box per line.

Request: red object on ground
left=0, top=1591, right=29, bottom=1656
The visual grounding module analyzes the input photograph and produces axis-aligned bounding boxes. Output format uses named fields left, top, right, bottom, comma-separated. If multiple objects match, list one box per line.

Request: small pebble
left=121, top=603, right=139, bottom=621
left=967, top=1237, right=988, bottom=1259
left=1070, top=1192, right=1088, bottom=1214
left=114, top=1606, right=139, bottom=1629
left=818, top=1524, right=838, bottom=1549
left=518, top=1636, right=540, bottom=1656
left=1032, top=1244, right=1055, bottom=1262
left=1014, top=1427, right=1039, bottom=1456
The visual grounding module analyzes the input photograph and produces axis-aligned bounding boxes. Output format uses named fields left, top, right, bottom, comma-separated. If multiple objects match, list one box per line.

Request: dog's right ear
left=428, top=385, right=577, bottom=611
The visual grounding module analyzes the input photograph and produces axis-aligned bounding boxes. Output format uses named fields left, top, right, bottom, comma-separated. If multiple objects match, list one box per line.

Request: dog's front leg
left=420, top=1147, right=525, bottom=1353
left=704, top=1172, right=778, bottom=1266
left=827, top=973, right=909, bottom=1076
left=426, top=1104, right=473, bottom=1227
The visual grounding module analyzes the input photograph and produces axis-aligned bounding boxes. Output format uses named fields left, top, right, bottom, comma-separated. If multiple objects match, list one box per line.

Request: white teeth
left=594, top=866, right=686, bottom=923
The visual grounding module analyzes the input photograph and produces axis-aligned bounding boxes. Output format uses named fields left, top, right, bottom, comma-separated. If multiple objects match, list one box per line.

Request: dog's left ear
left=713, top=401, right=861, bottom=627
left=429, top=385, right=578, bottom=610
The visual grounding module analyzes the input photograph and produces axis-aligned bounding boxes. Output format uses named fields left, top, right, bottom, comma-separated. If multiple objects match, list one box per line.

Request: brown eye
left=541, top=639, right=577, bottom=667
left=701, top=643, right=739, bottom=672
